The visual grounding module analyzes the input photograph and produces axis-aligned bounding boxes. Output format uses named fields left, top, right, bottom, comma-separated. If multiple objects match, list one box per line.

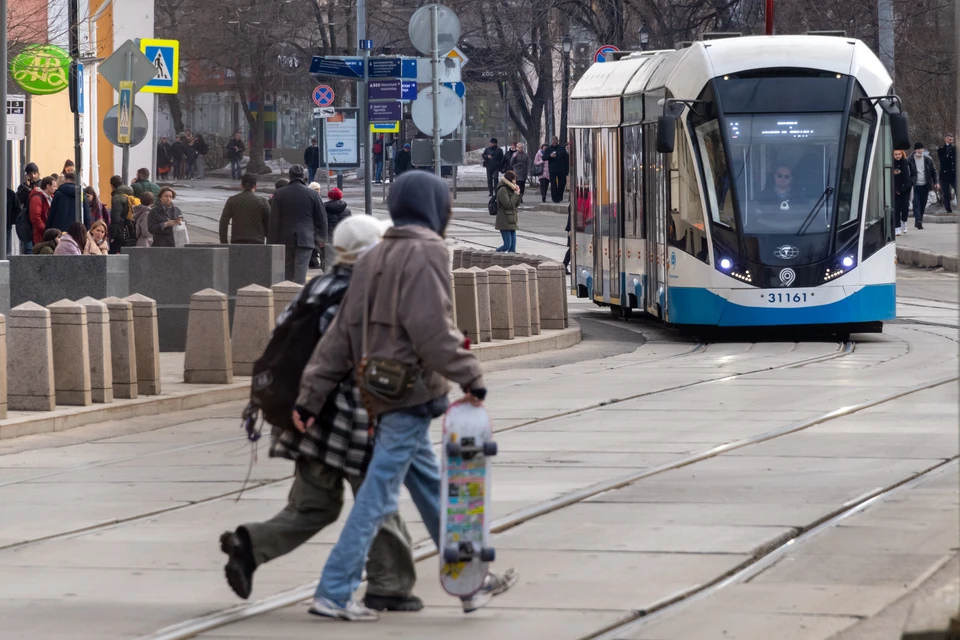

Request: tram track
left=137, top=364, right=957, bottom=640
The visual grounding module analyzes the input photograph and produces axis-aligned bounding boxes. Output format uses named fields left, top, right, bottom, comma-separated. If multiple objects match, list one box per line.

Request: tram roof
left=571, top=35, right=892, bottom=101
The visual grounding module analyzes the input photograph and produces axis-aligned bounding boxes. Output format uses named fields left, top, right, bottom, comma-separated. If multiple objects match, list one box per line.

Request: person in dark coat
left=6, top=187, right=21, bottom=254
left=892, top=149, right=916, bottom=235
left=132, top=168, right=161, bottom=199
left=226, top=133, right=246, bottom=180
left=938, top=133, right=956, bottom=213
left=46, top=173, right=90, bottom=233
left=481, top=138, right=505, bottom=196
left=268, top=164, right=328, bottom=284
left=394, top=143, right=412, bottom=175
left=509, top=143, right=531, bottom=202
left=17, top=162, right=40, bottom=209
left=304, top=138, right=321, bottom=183
left=170, top=136, right=185, bottom=180
left=545, top=138, right=570, bottom=203
left=324, top=187, right=352, bottom=235
left=148, top=187, right=184, bottom=247
left=219, top=174, right=270, bottom=244
left=157, top=137, right=172, bottom=180
left=911, top=142, right=939, bottom=229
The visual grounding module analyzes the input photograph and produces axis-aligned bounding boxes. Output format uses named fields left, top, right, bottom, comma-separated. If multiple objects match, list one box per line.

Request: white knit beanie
left=333, top=215, right=385, bottom=265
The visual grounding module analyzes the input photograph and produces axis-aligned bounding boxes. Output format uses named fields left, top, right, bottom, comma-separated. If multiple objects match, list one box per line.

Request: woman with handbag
left=147, top=187, right=185, bottom=248
left=533, top=143, right=550, bottom=202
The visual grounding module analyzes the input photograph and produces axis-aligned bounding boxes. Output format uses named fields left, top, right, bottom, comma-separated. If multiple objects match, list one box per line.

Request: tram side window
left=622, top=125, right=643, bottom=238
left=837, top=88, right=876, bottom=230
left=863, top=116, right=895, bottom=259
left=693, top=120, right=736, bottom=229
left=574, top=129, right=595, bottom=233
left=670, top=124, right=709, bottom=264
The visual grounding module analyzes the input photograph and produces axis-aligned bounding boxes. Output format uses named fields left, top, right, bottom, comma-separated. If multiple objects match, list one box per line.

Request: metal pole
left=431, top=5, right=441, bottom=176
left=121, top=51, right=132, bottom=183
left=322, top=117, right=331, bottom=194
left=560, top=56, right=570, bottom=146
left=877, top=0, right=895, bottom=81
left=70, top=0, right=82, bottom=224
left=765, top=0, right=774, bottom=35
left=0, top=0, right=7, bottom=260
left=358, top=0, right=372, bottom=214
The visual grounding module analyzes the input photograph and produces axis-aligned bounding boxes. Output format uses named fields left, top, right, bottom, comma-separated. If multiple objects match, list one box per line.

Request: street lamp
left=638, top=25, right=651, bottom=50
left=560, top=35, right=572, bottom=146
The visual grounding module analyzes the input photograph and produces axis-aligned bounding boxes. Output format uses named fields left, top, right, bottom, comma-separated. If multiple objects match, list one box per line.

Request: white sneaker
left=461, top=568, right=519, bottom=613
left=309, top=597, right=379, bottom=621
left=895, top=227, right=901, bottom=236
left=902, top=225, right=907, bottom=234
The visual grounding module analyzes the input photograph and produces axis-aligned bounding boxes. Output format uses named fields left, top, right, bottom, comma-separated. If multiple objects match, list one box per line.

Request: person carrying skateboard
left=219, top=215, right=425, bottom=612
left=293, top=171, right=518, bottom=621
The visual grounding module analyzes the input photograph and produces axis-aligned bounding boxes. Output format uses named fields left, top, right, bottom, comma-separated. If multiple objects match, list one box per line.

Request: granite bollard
left=519, top=264, right=541, bottom=335
left=8, top=303, right=55, bottom=411
left=76, top=297, right=113, bottom=403
left=453, top=269, right=481, bottom=344
left=102, top=297, right=138, bottom=399
left=184, top=289, right=234, bottom=384
left=47, top=300, right=92, bottom=406
left=507, top=265, right=532, bottom=337
left=452, top=248, right=463, bottom=270
left=460, top=248, right=475, bottom=269
left=485, top=266, right=514, bottom=340
left=232, top=285, right=275, bottom=376
left=271, top=281, right=303, bottom=321
left=537, top=261, right=566, bottom=330
left=125, top=294, right=162, bottom=395
left=468, top=267, right=492, bottom=342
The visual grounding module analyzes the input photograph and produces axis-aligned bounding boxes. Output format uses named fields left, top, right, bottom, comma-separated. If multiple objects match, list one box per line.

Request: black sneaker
left=220, top=529, right=256, bottom=599
left=362, top=593, right=425, bottom=612
left=917, top=222, right=924, bottom=230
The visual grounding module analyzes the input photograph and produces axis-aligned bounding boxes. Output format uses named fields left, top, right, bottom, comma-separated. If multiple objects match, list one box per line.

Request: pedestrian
left=373, top=135, right=385, bottom=183
left=17, top=162, right=40, bottom=210
left=304, top=137, right=321, bottom=183
left=220, top=215, right=425, bottom=612
left=938, top=133, right=956, bottom=213
left=324, top=187, right=352, bottom=235
left=184, top=136, right=198, bottom=180
left=482, top=138, right=504, bottom=196
left=293, top=170, right=517, bottom=622
left=170, top=136, right=185, bottom=180
left=133, top=192, right=155, bottom=247
left=500, top=141, right=517, bottom=176
left=57, top=160, right=74, bottom=187
left=148, top=187, right=184, bottom=248
left=308, top=182, right=326, bottom=270
left=32, top=228, right=60, bottom=254
left=54, top=221, right=86, bottom=255
left=273, top=178, right=290, bottom=196
left=46, top=171, right=90, bottom=232
left=893, top=149, right=915, bottom=236
left=194, top=134, right=209, bottom=179
left=394, top=143, right=412, bottom=176
left=219, top=173, right=270, bottom=245
left=131, top=168, right=161, bottom=199
left=495, top=170, right=521, bottom=252
left=510, top=143, right=530, bottom=202
left=156, top=136, right=172, bottom=180
left=29, top=177, right=56, bottom=245
left=5, top=187, right=21, bottom=254
left=268, top=165, right=327, bottom=284
left=226, top=132, right=246, bottom=180
left=911, top=142, right=939, bottom=229
left=534, top=143, right=550, bottom=203
left=84, top=187, right=110, bottom=225
left=85, top=219, right=110, bottom=255
left=109, top=174, right=135, bottom=224
left=563, top=211, right=572, bottom=273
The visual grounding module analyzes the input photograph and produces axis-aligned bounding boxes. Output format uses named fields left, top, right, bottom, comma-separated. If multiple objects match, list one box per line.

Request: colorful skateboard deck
left=439, top=399, right=497, bottom=596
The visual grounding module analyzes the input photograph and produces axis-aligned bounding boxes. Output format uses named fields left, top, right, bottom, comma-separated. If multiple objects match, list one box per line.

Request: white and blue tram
left=569, top=35, right=911, bottom=332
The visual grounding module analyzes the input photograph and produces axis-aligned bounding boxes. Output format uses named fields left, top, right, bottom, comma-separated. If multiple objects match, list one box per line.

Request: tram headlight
left=841, top=255, right=855, bottom=268
left=719, top=258, right=732, bottom=270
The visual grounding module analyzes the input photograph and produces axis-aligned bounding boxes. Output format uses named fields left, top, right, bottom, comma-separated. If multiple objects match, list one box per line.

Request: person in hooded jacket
left=394, top=143, right=412, bottom=175
left=33, top=228, right=60, bottom=254
left=54, top=222, right=86, bottom=255
left=133, top=192, right=155, bottom=247
left=294, top=171, right=518, bottom=622
left=324, top=188, right=351, bottom=234
left=46, top=172, right=90, bottom=233
left=17, top=162, right=40, bottom=210
left=534, top=143, right=551, bottom=203
left=495, top=170, right=521, bottom=252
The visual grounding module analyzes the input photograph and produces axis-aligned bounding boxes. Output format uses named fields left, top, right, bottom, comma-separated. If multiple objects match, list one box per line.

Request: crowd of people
left=156, top=130, right=210, bottom=181
left=892, top=135, right=956, bottom=232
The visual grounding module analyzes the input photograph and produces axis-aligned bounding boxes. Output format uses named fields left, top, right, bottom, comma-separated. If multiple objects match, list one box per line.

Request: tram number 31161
left=767, top=292, right=809, bottom=304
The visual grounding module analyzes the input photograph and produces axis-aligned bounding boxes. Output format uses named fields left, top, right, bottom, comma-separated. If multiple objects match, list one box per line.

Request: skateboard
left=439, top=399, right=498, bottom=596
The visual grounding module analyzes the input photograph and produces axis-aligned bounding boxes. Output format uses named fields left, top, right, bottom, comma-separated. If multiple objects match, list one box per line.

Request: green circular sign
left=11, top=45, right=71, bottom=95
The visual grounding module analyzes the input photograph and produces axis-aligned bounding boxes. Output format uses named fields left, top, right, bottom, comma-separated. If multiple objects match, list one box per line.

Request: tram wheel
left=610, top=305, right=624, bottom=320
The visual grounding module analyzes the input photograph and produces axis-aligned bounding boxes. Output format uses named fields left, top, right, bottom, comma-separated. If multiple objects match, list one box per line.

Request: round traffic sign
left=408, top=4, right=461, bottom=57
left=594, top=45, right=620, bottom=63
left=313, top=85, right=335, bottom=107
left=102, top=104, right=148, bottom=147
left=411, top=86, right=463, bottom=137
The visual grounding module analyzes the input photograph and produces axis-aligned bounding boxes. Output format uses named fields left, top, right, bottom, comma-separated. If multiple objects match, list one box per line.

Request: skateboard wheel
left=443, top=545, right=461, bottom=564
left=446, top=442, right=462, bottom=457
left=480, top=547, right=496, bottom=562
left=483, top=441, right=498, bottom=457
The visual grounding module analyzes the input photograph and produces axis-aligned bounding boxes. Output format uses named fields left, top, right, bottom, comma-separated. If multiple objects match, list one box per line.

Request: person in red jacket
left=29, top=177, right=57, bottom=245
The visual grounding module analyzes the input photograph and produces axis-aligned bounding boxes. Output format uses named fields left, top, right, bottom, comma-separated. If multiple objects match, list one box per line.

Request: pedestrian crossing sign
left=117, top=81, right=134, bottom=144
left=138, top=38, right=179, bottom=94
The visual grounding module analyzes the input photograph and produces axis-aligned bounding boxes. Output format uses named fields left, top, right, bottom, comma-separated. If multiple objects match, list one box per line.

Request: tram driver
left=760, top=164, right=806, bottom=211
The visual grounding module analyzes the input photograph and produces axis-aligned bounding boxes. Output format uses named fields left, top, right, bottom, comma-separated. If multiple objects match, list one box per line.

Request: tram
left=569, top=35, right=911, bottom=332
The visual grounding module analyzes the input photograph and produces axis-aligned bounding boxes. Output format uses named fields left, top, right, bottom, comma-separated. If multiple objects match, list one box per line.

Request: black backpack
left=249, top=272, right=348, bottom=431
left=488, top=184, right=506, bottom=216
left=15, top=194, right=34, bottom=242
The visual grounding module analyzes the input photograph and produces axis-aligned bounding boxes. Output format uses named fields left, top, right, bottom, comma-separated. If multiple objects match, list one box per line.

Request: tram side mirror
left=889, top=112, right=911, bottom=150
left=657, top=115, right=676, bottom=153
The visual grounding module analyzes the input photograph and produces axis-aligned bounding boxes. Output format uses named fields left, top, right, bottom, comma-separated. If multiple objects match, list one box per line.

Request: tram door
left=643, top=123, right=666, bottom=317
left=592, top=128, right=621, bottom=305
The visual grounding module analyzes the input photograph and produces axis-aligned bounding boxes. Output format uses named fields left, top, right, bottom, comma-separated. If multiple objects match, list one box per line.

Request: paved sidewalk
left=896, top=225, right=959, bottom=271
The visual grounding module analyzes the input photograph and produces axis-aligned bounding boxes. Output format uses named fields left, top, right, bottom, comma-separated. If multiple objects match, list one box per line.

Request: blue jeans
left=315, top=409, right=441, bottom=603
left=308, top=166, right=318, bottom=183
left=375, top=160, right=384, bottom=183
left=496, top=230, right=517, bottom=253
left=230, top=158, right=242, bottom=179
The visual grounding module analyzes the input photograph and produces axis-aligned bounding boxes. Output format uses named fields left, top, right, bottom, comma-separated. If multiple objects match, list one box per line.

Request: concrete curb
left=896, top=246, right=958, bottom=272
left=926, top=214, right=956, bottom=224
left=0, top=321, right=581, bottom=441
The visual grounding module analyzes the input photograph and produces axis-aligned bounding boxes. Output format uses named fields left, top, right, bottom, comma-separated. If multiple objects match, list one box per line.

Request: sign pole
left=121, top=51, right=133, bottom=183
left=358, top=0, right=372, bottom=215
left=70, top=0, right=82, bottom=225
left=430, top=5, right=441, bottom=177
left=0, top=0, right=7, bottom=258
left=322, top=117, right=331, bottom=194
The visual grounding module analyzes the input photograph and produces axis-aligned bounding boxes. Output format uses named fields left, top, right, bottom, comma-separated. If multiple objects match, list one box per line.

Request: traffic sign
left=313, top=85, right=335, bottom=107
left=411, top=86, right=462, bottom=136
left=447, top=46, right=469, bottom=67
left=415, top=56, right=460, bottom=83
left=310, top=56, right=365, bottom=78
left=369, top=80, right=417, bottom=101
left=443, top=81, right=465, bottom=99
left=6, top=94, right=26, bottom=141
left=408, top=4, right=461, bottom=57
left=594, top=45, right=620, bottom=63
left=359, top=39, right=374, bottom=50
left=370, top=121, right=400, bottom=133
left=369, top=101, right=402, bottom=122
left=368, top=57, right=417, bottom=79
left=103, top=104, right=148, bottom=147
left=99, top=39, right=157, bottom=93
left=138, top=38, right=178, bottom=93
left=313, top=106, right=336, bottom=119
left=117, top=81, right=134, bottom=144
left=69, top=61, right=84, bottom=114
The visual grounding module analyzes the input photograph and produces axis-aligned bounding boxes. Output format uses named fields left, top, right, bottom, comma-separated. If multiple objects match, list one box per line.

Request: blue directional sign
left=443, top=81, right=465, bottom=99
left=310, top=56, right=365, bottom=78
left=369, top=80, right=417, bottom=101
left=369, top=101, right=402, bottom=122
left=367, top=58, right=417, bottom=79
